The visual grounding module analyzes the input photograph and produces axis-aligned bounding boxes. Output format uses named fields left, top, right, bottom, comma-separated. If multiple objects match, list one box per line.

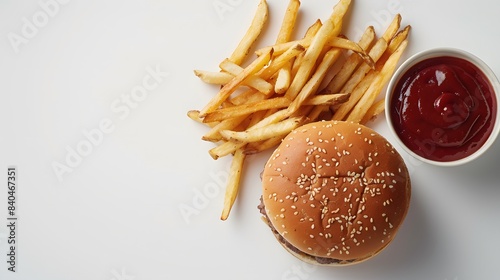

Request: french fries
left=273, top=0, right=300, bottom=94
left=189, top=0, right=411, bottom=220
left=220, top=148, right=246, bottom=220
left=220, top=116, right=304, bottom=143
left=199, top=48, right=273, bottom=117
left=346, top=39, right=408, bottom=123
left=229, top=0, right=269, bottom=65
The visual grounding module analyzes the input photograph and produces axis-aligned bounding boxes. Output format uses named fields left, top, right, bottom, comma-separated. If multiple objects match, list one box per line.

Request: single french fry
left=220, top=148, right=246, bottom=220
left=272, top=0, right=300, bottom=95
left=346, top=40, right=408, bottom=123
left=199, top=48, right=273, bottom=117
left=276, top=0, right=301, bottom=44
left=219, top=59, right=274, bottom=94
left=229, top=0, right=269, bottom=65
left=303, top=19, right=323, bottom=39
left=361, top=98, right=385, bottom=124
left=187, top=110, right=203, bottom=123
left=274, top=66, right=292, bottom=94
left=187, top=110, right=218, bottom=128
left=204, top=97, right=291, bottom=123
left=330, top=0, right=350, bottom=33
left=306, top=93, right=350, bottom=106
left=194, top=70, right=233, bottom=85
left=220, top=117, right=304, bottom=143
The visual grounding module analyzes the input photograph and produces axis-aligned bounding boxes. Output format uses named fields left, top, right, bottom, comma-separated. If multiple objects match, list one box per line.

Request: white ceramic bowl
left=385, top=48, right=500, bottom=166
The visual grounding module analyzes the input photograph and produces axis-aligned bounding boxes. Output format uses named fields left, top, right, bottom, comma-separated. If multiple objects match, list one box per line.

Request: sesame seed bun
left=260, top=121, right=411, bottom=266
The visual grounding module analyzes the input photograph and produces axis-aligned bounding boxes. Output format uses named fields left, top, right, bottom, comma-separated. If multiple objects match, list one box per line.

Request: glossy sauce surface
left=390, top=56, right=497, bottom=161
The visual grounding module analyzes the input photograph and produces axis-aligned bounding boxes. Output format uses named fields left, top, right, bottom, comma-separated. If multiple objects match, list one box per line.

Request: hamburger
left=258, top=121, right=411, bottom=265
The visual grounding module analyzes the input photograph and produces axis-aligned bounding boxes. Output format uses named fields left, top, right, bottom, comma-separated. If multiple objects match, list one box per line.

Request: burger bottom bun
left=262, top=214, right=393, bottom=266
left=275, top=222, right=392, bottom=266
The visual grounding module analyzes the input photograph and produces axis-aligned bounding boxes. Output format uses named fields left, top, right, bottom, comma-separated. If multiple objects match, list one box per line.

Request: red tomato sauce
left=390, top=56, right=497, bottom=162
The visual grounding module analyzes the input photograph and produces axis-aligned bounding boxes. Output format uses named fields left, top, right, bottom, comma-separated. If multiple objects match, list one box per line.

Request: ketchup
left=390, top=56, right=497, bottom=162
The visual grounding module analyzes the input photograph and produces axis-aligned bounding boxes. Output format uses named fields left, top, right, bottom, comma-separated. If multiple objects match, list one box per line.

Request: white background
left=1, top=0, right=500, bottom=279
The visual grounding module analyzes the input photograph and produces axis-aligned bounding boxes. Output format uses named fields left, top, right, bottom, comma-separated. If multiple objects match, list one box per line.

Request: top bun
left=261, top=121, right=411, bottom=264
